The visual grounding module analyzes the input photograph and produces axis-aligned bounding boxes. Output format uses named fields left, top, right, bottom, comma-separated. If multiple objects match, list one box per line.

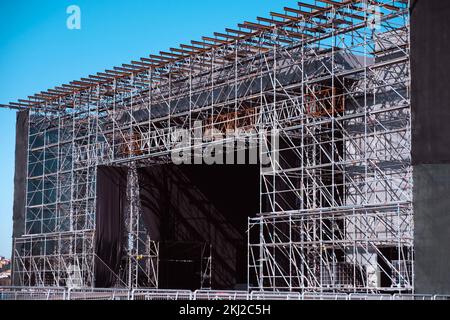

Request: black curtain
left=94, top=166, right=128, bottom=288
left=12, top=110, right=28, bottom=285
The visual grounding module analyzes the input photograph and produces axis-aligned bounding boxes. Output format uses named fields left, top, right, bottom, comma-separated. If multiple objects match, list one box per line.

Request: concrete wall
left=411, top=0, right=450, bottom=294
left=414, top=165, right=450, bottom=294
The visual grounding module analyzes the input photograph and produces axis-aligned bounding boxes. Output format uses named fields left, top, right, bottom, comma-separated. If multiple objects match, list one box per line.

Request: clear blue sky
left=0, top=0, right=301, bottom=257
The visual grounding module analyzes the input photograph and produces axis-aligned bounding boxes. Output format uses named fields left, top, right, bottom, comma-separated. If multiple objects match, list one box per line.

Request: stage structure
left=3, top=0, right=411, bottom=293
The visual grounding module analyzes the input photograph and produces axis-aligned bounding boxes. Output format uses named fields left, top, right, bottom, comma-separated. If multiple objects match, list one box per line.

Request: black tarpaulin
left=94, top=166, right=128, bottom=288
left=12, top=110, right=28, bottom=285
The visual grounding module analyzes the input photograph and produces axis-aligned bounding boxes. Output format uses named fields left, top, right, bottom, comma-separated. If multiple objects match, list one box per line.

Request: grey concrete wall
left=414, top=165, right=450, bottom=294
left=411, top=0, right=450, bottom=294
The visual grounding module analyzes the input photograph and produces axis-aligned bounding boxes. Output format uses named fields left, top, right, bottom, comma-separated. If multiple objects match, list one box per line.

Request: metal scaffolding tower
left=5, top=0, right=411, bottom=293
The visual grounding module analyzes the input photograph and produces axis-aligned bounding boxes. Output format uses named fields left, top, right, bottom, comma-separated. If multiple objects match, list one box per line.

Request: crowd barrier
left=1, top=287, right=449, bottom=301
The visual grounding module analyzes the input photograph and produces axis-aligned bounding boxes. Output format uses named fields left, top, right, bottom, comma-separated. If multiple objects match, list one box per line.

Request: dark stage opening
left=95, top=164, right=260, bottom=290
left=138, top=164, right=260, bottom=290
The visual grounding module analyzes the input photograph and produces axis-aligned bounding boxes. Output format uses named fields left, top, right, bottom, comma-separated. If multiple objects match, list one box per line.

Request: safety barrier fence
left=1, top=287, right=449, bottom=301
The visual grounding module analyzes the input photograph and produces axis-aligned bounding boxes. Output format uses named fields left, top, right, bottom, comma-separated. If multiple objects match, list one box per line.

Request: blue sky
left=0, top=0, right=301, bottom=257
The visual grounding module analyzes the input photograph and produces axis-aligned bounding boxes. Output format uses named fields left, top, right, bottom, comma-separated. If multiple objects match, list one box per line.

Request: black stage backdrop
left=94, top=166, right=128, bottom=288
left=11, top=110, right=28, bottom=285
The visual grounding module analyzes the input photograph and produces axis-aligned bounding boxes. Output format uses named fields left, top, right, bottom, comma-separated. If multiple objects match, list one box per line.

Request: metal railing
left=392, top=294, right=435, bottom=300
left=68, top=288, right=131, bottom=300
left=131, top=289, right=192, bottom=300
left=1, top=287, right=450, bottom=301
left=250, top=291, right=302, bottom=300
left=303, top=293, right=349, bottom=300
left=0, top=286, right=67, bottom=300
left=194, top=290, right=249, bottom=300
left=348, top=293, right=393, bottom=300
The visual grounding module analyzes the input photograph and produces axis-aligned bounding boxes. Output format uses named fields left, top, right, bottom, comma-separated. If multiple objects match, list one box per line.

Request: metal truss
left=121, top=163, right=159, bottom=288
left=8, top=0, right=411, bottom=293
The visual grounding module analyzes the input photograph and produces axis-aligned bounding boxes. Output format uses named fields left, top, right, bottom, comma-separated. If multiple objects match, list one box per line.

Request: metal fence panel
left=0, top=287, right=67, bottom=300
left=348, top=293, right=393, bottom=301
left=434, top=295, right=450, bottom=300
left=131, top=289, right=192, bottom=300
left=392, top=294, right=434, bottom=301
left=303, top=293, right=349, bottom=300
left=194, top=290, right=248, bottom=300
left=250, top=291, right=302, bottom=300
left=68, top=288, right=131, bottom=300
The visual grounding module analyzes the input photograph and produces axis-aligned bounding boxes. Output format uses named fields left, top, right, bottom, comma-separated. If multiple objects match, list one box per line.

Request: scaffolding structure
left=4, top=0, right=411, bottom=293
